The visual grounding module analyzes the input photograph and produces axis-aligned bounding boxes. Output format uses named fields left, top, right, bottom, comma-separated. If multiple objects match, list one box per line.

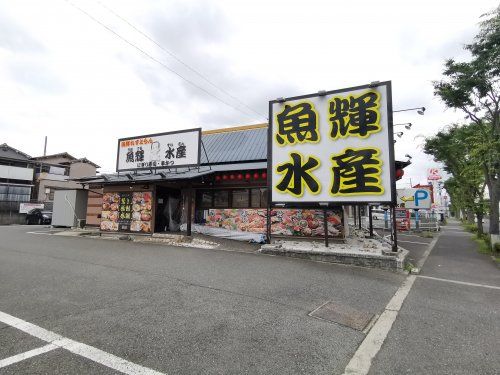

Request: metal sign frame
left=267, top=81, right=396, bottom=208
left=116, top=128, right=202, bottom=172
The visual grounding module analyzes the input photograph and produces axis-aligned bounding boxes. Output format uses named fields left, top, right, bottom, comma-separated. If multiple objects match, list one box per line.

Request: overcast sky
left=0, top=0, right=498, bottom=186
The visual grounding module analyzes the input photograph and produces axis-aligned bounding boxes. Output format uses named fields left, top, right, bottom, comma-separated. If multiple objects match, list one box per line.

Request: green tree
left=433, top=6, right=500, bottom=237
left=424, top=123, right=487, bottom=234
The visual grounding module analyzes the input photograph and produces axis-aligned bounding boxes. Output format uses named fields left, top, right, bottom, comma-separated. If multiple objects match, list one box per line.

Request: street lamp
left=395, top=131, right=403, bottom=138
left=393, top=107, right=425, bottom=115
left=394, top=122, right=412, bottom=130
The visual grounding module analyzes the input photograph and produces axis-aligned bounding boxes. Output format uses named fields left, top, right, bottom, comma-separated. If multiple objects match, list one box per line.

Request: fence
left=355, top=215, right=440, bottom=232
left=0, top=201, right=53, bottom=225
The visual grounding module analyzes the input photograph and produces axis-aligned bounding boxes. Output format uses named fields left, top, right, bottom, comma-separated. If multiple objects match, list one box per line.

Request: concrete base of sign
left=260, top=239, right=408, bottom=271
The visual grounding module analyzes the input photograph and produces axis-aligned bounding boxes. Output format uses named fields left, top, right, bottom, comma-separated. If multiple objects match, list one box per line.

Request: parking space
left=0, top=327, right=48, bottom=361
left=1, top=348, right=121, bottom=375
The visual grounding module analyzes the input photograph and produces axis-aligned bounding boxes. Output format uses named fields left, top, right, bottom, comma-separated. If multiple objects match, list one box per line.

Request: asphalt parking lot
left=0, top=225, right=406, bottom=374
left=4, top=223, right=494, bottom=374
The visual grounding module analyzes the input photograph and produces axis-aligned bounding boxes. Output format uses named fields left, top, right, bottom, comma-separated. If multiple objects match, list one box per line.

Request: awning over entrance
left=73, top=161, right=267, bottom=185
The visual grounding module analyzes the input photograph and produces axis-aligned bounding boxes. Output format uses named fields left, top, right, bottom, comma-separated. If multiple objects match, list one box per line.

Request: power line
left=94, top=0, right=268, bottom=120
left=64, top=0, right=263, bottom=121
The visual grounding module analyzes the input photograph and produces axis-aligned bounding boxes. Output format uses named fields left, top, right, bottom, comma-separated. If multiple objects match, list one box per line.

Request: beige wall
left=69, top=162, right=96, bottom=178
left=36, top=179, right=83, bottom=202
left=37, top=156, right=72, bottom=165
left=86, top=189, right=103, bottom=226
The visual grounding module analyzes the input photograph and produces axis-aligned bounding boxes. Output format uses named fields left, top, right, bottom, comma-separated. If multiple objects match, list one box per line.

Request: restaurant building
left=76, top=123, right=408, bottom=241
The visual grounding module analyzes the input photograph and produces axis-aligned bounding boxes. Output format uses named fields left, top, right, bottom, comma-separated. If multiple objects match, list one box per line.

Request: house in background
left=0, top=144, right=101, bottom=225
left=0, top=143, right=35, bottom=204
left=31, top=152, right=100, bottom=202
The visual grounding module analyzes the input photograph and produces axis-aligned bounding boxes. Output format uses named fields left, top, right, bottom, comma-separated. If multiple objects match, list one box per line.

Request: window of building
left=48, top=188, right=56, bottom=201
left=251, top=188, right=267, bottom=208
left=233, top=189, right=249, bottom=208
left=213, top=190, right=229, bottom=208
left=198, top=190, right=213, bottom=208
left=0, top=185, right=31, bottom=202
left=196, top=188, right=267, bottom=209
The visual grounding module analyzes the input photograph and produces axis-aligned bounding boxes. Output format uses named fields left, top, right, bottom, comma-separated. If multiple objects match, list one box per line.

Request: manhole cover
left=309, top=301, right=374, bottom=331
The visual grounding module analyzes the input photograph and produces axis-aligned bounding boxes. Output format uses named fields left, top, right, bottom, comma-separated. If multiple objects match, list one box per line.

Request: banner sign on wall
left=116, top=128, right=201, bottom=172
left=19, top=203, right=44, bottom=214
left=268, top=81, right=395, bottom=205
left=397, top=188, right=432, bottom=209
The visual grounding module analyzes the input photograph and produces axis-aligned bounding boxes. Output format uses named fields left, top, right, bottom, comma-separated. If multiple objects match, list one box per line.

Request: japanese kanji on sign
left=268, top=82, right=396, bottom=205
left=116, top=128, right=201, bottom=172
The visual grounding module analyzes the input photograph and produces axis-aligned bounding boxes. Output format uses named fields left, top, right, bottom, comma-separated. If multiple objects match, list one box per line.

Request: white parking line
left=398, top=240, right=430, bottom=245
left=0, top=311, right=165, bottom=374
left=417, top=275, right=500, bottom=290
left=0, top=344, right=58, bottom=368
left=343, top=234, right=440, bottom=375
left=343, top=276, right=417, bottom=375
left=397, top=233, right=430, bottom=238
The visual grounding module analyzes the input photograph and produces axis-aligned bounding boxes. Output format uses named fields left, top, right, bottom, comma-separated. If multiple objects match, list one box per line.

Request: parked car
left=26, top=209, right=52, bottom=225
left=370, top=209, right=385, bottom=220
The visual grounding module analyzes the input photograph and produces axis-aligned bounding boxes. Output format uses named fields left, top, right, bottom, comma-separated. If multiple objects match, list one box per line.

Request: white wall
left=0, top=165, right=34, bottom=181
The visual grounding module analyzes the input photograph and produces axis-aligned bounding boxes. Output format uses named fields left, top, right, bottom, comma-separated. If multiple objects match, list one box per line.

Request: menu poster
left=101, top=191, right=152, bottom=233
left=118, top=193, right=132, bottom=231
left=101, top=193, right=120, bottom=232
left=130, top=192, right=152, bottom=233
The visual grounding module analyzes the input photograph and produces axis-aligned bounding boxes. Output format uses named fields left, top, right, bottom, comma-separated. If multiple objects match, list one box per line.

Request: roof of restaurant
left=201, top=123, right=267, bottom=164
left=75, top=161, right=267, bottom=185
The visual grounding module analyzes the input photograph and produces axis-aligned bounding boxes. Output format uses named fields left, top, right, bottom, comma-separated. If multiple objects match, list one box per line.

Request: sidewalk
left=368, top=219, right=500, bottom=374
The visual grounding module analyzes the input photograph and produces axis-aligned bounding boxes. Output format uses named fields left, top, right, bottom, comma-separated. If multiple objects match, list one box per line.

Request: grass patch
left=405, top=262, right=415, bottom=272
left=462, top=223, right=478, bottom=233
left=474, top=238, right=491, bottom=254
left=404, top=262, right=416, bottom=273
left=494, top=242, right=500, bottom=253
left=472, top=233, right=493, bottom=255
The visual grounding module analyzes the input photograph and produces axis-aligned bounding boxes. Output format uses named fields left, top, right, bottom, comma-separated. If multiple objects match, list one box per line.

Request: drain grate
left=309, top=301, right=374, bottom=331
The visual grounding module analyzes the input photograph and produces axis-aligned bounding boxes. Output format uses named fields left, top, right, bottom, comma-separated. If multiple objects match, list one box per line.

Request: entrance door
left=155, top=187, right=182, bottom=232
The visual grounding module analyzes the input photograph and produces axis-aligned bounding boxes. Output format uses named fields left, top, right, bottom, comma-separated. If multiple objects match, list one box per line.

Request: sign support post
left=384, top=208, right=389, bottom=230
left=186, top=185, right=193, bottom=237
left=323, top=209, right=329, bottom=247
left=368, top=206, right=374, bottom=237
left=392, top=205, right=398, bottom=252
left=266, top=206, right=271, bottom=244
left=358, top=205, right=362, bottom=230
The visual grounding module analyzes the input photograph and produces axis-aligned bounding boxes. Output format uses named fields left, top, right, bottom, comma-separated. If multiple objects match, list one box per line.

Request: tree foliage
left=432, top=6, right=500, bottom=235
left=424, top=124, right=487, bottom=232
